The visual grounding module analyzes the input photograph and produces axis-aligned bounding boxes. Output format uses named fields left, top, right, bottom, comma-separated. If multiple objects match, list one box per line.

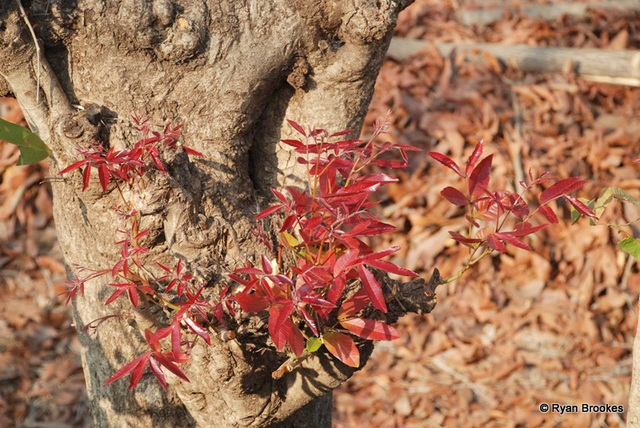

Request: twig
left=508, top=87, right=525, bottom=188
left=15, top=0, right=40, bottom=104
left=431, top=354, right=494, bottom=404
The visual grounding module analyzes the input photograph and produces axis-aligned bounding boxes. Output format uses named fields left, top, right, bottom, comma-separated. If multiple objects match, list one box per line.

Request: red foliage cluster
left=429, top=141, right=597, bottom=257
left=59, top=115, right=420, bottom=390
left=59, top=114, right=594, bottom=391
left=59, top=114, right=201, bottom=192
left=229, top=118, right=420, bottom=367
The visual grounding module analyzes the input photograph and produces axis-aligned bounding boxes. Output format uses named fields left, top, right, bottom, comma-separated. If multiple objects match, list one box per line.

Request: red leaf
left=564, top=195, right=598, bottom=219
left=539, top=177, right=587, bottom=205
left=104, top=352, right=150, bottom=388
left=340, top=318, right=400, bottom=341
left=184, top=317, right=211, bottom=345
left=149, top=356, right=167, bottom=390
left=183, top=146, right=203, bottom=157
left=465, top=140, right=484, bottom=177
left=348, top=219, right=396, bottom=237
left=255, top=204, right=283, bottom=220
left=323, top=331, right=360, bottom=367
left=233, top=267, right=264, bottom=275
left=261, top=255, right=273, bottom=275
left=170, top=322, right=181, bottom=358
left=281, top=139, right=304, bottom=149
left=153, top=353, right=190, bottom=382
left=98, top=164, right=109, bottom=192
left=82, top=165, right=91, bottom=191
left=288, top=324, right=305, bottom=357
left=449, top=231, right=483, bottom=245
left=357, top=173, right=398, bottom=184
left=441, top=186, right=468, bottom=206
left=235, top=286, right=270, bottom=312
left=280, top=214, right=297, bottom=232
left=300, top=307, right=318, bottom=336
left=333, top=249, right=359, bottom=276
left=59, top=159, right=87, bottom=175
left=268, top=301, right=294, bottom=350
left=468, top=155, right=492, bottom=199
left=493, top=232, right=531, bottom=251
left=510, top=223, right=547, bottom=236
left=357, top=265, right=387, bottom=312
left=538, top=205, right=559, bottom=223
left=365, top=259, right=417, bottom=277
left=329, top=129, right=353, bottom=137
left=428, top=152, right=465, bottom=177
left=487, top=234, right=506, bottom=252
left=338, top=289, right=370, bottom=320
left=287, top=119, right=307, bottom=136
left=128, top=357, right=148, bottom=390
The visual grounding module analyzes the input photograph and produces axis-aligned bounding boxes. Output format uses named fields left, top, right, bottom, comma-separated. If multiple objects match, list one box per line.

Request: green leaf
left=306, top=337, right=322, bottom=353
left=595, top=187, right=640, bottom=217
left=618, top=237, right=640, bottom=261
left=0, top=118, right=50, bottom=165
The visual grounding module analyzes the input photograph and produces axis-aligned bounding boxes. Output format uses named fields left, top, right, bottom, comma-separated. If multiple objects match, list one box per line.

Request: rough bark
left=0, top=1, right=440, bottom=427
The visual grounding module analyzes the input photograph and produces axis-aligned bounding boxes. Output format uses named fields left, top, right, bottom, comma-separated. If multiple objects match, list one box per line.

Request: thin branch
left=16, top=0, right=40, bottom=104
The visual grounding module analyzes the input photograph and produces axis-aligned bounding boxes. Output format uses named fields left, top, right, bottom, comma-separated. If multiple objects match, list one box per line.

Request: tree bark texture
left=0, top=1, right=441, bottom=427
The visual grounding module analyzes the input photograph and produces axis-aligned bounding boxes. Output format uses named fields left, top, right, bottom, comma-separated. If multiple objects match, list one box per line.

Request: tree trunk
left=0, top=1, right=440, bottom=426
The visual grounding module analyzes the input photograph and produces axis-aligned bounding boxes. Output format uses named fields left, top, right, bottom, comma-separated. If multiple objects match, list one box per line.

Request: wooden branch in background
left=387, top=38, right=640, bottom=86
left=456, top=0, right=640, bottom=26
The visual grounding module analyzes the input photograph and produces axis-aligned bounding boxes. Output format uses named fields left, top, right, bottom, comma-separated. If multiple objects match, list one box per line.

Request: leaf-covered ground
left=1, top=1, right=639, bottom=426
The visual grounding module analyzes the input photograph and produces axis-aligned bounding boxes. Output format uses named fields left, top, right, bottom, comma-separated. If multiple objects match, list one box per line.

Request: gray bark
left=0, top=1, right=440, bottom=427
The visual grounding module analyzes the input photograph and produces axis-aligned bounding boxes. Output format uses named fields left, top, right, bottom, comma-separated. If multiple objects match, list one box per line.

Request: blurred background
left=1, top=0, right=640, bottom=426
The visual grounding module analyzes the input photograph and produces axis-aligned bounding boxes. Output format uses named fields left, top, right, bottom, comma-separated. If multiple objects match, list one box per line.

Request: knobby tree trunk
left=0, top=1, right=440, bottom=426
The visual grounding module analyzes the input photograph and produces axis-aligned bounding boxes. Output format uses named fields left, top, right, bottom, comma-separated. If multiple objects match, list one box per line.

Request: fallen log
left=457, top=0, right=640, bottom=26
left=387, top=38, right=640, bottom=85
